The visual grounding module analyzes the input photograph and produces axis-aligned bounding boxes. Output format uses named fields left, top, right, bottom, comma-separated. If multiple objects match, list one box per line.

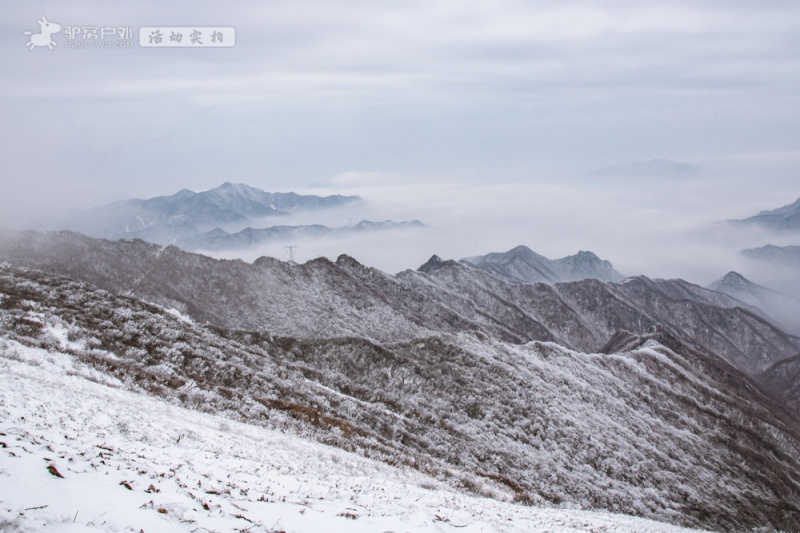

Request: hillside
left=1, top=334, right=707, bottom=533
left=1, top=264, right=800, bottom=531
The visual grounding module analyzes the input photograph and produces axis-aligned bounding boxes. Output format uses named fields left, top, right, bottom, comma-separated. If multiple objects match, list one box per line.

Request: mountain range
left=724, top=197, right=800, bottom=300
left=709, top=271, right=800, bottom=335
left=3, top=228, right=800, bottom=531
left=460, top=245, right=625, bottom=284
left=739, top=244, right=800, bottom=299
left=2, top=261, right=800, bottom=532
left=731, top=197, right=800, bottom=233
left=2, top=229, right=796, bottom=377
left=186, top=219, right=426, bottom=251
left=742, top=244, right=800, bottom=266
left=36, top=182, right=362, bottom=245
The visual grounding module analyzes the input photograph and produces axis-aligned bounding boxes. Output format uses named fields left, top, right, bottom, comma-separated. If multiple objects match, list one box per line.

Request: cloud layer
left=2, top=1, right=799, bottom=285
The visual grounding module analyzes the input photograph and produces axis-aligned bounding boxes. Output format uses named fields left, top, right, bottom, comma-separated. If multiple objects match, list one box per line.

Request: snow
left=164, top=307, right=195, bottom=325
left=0, top=340, right=705, bottom=533
left=43, top=323, right=86, bottom=352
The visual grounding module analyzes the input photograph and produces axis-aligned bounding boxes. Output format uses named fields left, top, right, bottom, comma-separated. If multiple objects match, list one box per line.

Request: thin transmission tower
left=285, top=245, right=297, bottom=262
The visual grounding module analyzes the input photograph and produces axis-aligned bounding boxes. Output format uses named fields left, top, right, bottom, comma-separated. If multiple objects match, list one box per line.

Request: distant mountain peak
left=574, top=250, right=599, bottom=259
left=211, top=181, right=265, bottom=198
left=710, top=271, right=761, bottom=294
left=418, top=254, right=460, bottom=274
left=741, top=244, right=800, bottom=265
left=709, top=270, right=800, bottom=335
left=717, top=271, right=748, bottom=284
left=335, top=254, right=365, bottom=269
left=730, top=197, right=800, bottom=233
left=172, top=188, right=197, bottom=200
left=756, top=197, right=800, bottom=216
left=461, top=246, right=623, bottom=284
left=508, top=244, right=534, bottom=254
left=35, top=183, right=362, bottom=247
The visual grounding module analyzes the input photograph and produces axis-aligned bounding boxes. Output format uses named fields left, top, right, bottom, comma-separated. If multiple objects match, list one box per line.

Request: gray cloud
left=2, top=0, right=799, bottom=285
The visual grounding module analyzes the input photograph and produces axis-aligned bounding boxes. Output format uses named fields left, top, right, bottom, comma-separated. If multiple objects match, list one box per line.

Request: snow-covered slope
left=757, top=352, right=800, bottom=412
left=2, top=341, right=709, bottom=533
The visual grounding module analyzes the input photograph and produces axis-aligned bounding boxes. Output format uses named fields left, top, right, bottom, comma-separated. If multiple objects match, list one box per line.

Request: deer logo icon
left=24, top=16, right=62, bottom=50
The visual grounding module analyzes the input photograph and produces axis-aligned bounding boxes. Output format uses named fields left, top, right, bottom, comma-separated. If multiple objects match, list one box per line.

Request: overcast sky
left=2, top=1, right=799, bottom=280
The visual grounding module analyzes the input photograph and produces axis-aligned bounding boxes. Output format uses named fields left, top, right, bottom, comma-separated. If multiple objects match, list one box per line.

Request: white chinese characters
left=139, top=27, right=236, bottom=47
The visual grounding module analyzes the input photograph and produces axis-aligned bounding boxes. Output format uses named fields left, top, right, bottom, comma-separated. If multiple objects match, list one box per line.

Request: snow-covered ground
left=0, top=339, right=705, bottom=533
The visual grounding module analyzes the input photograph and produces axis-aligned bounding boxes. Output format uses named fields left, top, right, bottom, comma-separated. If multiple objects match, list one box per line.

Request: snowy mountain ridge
left=2, top=264, right=800, bottom=531
left=730, top=196, right=800, bottom=233
left=461, top=245, right=625, bottom=284
left=0, top=229, right=797, bottom=378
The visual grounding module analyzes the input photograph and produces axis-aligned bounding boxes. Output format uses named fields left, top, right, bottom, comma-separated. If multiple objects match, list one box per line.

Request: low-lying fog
left=196, top=157, right=799, bottom=292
